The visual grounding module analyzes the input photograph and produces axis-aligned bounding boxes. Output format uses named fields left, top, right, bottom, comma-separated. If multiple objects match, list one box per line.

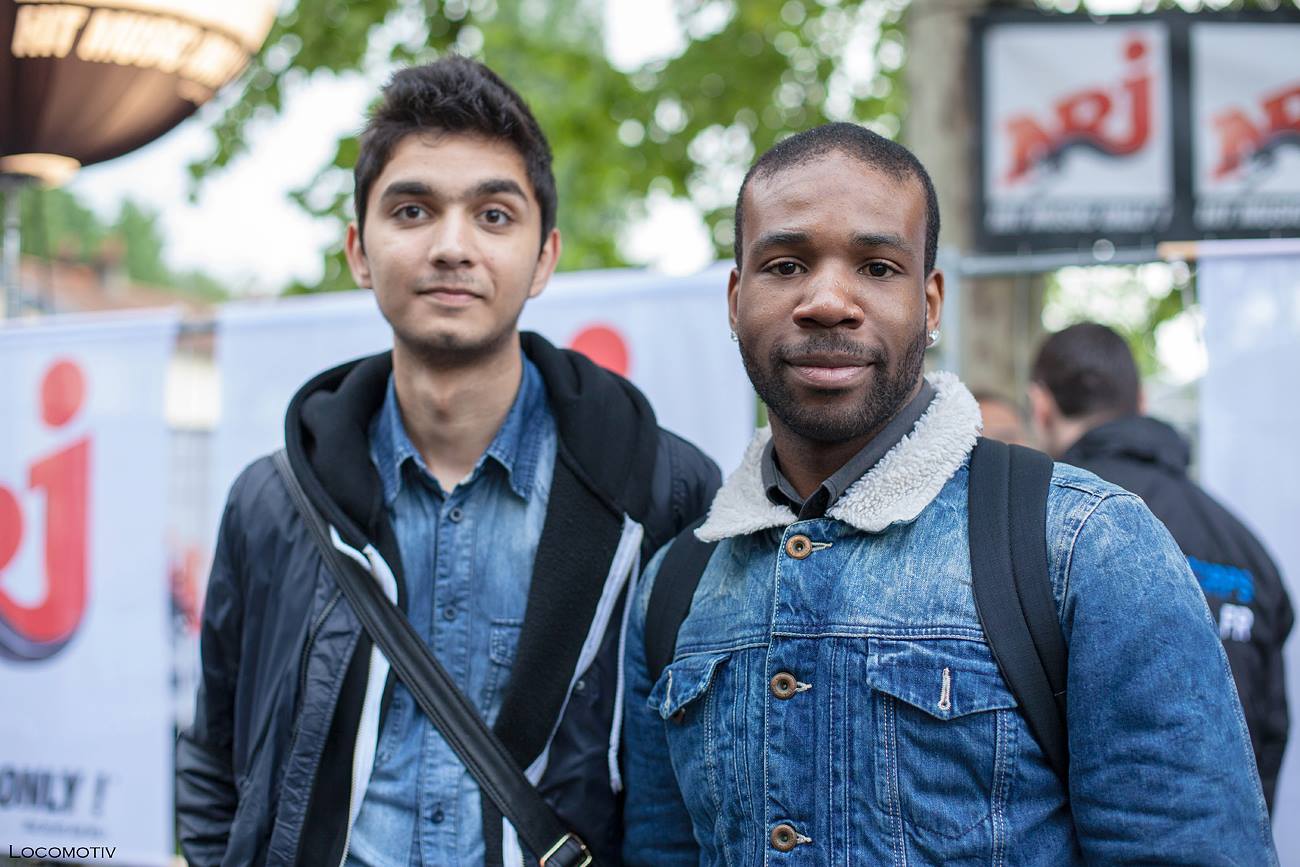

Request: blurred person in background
left=974, top=390, right=1032, bottom=446
left=1030, top=321, right=1292, bottom=811
left=175, top=57, right=719, bottom=866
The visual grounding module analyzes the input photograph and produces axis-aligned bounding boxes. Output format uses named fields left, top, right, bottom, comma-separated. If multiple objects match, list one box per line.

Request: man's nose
left=426, top=210, right=475, bottom=268
left=792, top=266, right=864, bottom=329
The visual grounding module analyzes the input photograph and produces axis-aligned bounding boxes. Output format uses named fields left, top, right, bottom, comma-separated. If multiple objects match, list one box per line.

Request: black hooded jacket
left=1064, top=415, right=1292, bottom=808
left=176, top=333, right=721, bottom=865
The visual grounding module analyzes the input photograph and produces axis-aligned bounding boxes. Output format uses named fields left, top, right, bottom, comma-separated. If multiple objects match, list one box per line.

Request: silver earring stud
left=729, top=330, right=739, bottom=343
left=927, top=329, right=941, bottom=347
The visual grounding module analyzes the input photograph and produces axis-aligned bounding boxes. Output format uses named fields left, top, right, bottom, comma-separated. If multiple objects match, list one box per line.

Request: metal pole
left=2, top=177, right=26, bottom=319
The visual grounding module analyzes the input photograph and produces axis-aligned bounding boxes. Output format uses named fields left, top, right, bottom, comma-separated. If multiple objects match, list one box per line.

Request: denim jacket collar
left=697, top=371, right=981, bottom=541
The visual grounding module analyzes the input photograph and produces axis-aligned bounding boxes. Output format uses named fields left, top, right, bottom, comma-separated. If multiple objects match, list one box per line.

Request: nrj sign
left=1003, top=36, right=1154, bottom=186
left=0, top=359, right=90, bottom=661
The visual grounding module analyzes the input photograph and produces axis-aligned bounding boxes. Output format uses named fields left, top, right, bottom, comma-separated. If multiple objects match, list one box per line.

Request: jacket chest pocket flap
left=648, top=652, right=730, bottom=722
left=866, top=638, right=1017, bottom=720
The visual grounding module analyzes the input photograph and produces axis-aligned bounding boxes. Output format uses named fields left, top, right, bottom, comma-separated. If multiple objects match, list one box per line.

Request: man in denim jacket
left=621, top=123, right=1277, bottom=865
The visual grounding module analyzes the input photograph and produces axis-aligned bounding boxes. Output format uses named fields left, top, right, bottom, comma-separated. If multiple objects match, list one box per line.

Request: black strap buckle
left=539, top=833, right=592, bottom=867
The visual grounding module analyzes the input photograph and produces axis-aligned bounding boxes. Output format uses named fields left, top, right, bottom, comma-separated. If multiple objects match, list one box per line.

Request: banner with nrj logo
left=0, top=311, right=178, bottom=865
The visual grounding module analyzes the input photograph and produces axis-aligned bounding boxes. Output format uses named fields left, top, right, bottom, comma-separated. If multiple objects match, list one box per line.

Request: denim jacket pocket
left=865, top=638, right=1019, bottom=845
left=649, top=651, right=730, bottom=721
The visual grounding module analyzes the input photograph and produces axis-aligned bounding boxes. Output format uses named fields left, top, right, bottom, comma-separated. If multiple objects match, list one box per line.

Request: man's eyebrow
left=852, top=232, right=913, bottom=254
left=468, top=178, right=528, bottom=200
left=378, top=180, right=434, bottom=201
left=749, top=230, right=811, bottom=259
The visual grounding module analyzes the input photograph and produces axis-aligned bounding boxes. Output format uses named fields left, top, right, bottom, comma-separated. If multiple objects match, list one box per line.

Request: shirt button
left=770, top=671, right=798, bottom=700
left=431, top=807, right=445, bottom=824
left=448, top=507, right=464, bottom=523
left=784, top=534, right=813, bottom=559
left=442, top=606, right=457, bottom=621
left=770, top=823, right=800, bottom=852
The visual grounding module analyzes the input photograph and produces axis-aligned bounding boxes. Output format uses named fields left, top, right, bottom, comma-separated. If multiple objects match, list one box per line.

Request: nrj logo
left=0, top=359, right=91, bottom=662
left=1212, top=82, right=1300, bottom=182
left=1003, top=36, right=1153, bottom=185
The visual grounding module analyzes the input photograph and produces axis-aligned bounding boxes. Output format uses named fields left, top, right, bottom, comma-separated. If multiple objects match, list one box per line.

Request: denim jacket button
left=770, top=823, right=799, bottom=852
left=784, top=534, right=813, bottom=559
left=770, top=671, right=798, bottom=700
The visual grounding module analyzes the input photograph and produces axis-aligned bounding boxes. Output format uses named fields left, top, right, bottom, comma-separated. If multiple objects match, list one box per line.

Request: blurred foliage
left=15, top=186, right=229, bottom=302
left=1042, top=264, right=1192, bottom=377
left=190, top=0, right=910, bottom=293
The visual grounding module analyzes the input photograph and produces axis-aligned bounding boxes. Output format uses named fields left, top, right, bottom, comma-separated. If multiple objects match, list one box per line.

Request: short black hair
left=733, top=122, right=941, bottom=273
left=353, top=57, right=556, bottom=245
left=1031, top=323, right=1140, bottom=419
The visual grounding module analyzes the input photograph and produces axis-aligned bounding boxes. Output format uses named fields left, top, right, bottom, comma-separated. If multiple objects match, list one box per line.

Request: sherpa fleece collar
left=696, top=371, right=982, bottom=541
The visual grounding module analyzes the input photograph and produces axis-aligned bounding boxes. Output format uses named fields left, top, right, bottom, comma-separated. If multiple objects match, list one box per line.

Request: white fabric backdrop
left=0, top=311, right=178, bottom=865
left=1198, top=241, right=1300, bottom=860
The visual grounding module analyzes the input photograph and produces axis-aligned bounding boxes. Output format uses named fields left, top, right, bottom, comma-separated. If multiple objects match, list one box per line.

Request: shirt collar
left=370, top=354, right=550, bottom=506
left=763, top=379, right=937, bottom=519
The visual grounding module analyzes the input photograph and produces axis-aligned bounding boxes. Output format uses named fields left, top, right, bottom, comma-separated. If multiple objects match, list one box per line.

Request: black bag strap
left=272, top=451, right=592, bottom=867
left=645, top=516, right=716, bottom=683
left=968, top=438, right=1070, bottom=784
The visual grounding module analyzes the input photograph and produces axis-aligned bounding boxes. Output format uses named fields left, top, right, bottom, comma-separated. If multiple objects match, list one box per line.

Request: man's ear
left=344, top=222, right=371, bottom=290
left=727, top=267, right=741, bottom=334
left=1027, top=381, right=1055, bottom=432
left=924, top=268, right=945, bottom=333
left=527, top=228, right=562, bottom=300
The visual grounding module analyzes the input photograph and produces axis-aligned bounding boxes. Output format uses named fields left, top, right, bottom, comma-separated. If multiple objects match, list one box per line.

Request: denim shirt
left=622, top=373, right=1276, bottom=866
left=345, top=356, right=556, bottom=867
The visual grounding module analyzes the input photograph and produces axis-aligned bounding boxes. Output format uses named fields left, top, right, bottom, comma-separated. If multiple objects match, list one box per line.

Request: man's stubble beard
left=393, top=269, right=535, bottom=371
left=739, top=323, right=928, bottom=444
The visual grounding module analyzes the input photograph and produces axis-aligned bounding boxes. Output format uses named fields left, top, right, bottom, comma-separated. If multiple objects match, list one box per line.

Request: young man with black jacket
left=176, top=58, right=720, bottom=866
left=1031, top=321, right=1292, bottom=810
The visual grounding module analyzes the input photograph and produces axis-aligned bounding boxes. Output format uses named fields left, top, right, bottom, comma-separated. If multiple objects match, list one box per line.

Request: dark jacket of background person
left=1064, top=414, right=1293, bottom=808
left=175, top=334, right=720, bottom=866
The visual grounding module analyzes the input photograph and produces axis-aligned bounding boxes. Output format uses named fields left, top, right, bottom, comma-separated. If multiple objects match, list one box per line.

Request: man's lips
left=416, top=286, right=482, bottom=306
left=784, top=354, right=873, bottom=388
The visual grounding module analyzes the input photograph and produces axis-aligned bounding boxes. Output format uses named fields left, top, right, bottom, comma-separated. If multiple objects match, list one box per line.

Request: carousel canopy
left=1, top=0, right=278, bottom=184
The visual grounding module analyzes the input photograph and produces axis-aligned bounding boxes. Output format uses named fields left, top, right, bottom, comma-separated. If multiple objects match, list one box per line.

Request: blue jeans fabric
left=622, top=460, right=1277, bottom=865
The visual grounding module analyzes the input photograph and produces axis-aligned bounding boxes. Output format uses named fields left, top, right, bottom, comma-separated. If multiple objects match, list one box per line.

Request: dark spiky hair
left=353, top=57, right=556, bottom=245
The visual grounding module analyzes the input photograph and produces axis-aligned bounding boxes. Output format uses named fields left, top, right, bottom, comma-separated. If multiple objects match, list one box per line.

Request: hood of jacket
left=1063, top=415, right=1190, bottom=477
left=282, top=330, right=663, bottom=552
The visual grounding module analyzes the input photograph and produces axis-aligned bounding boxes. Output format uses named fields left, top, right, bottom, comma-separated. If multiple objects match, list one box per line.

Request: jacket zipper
left=300, top=588, right=342, bottom=701
left=280, top=587, right=342, bottom=865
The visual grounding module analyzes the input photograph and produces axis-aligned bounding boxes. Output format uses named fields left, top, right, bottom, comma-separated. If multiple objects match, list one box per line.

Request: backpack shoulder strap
left=644, top=516, right=717, bottom=683
left=968, top=438, right=1070, bottom=784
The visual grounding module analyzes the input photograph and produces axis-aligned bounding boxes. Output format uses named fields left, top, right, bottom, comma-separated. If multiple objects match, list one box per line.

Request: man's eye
left=865, top=262, right=896, bottom=278
left=396, top=205, right=426, bottom=220
left=482, top=208, right=511, bottom=225
left=770, top=261, right=804, bottom=276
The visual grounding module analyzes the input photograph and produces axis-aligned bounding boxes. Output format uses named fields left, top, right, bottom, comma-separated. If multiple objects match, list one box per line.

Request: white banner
left=1191, top=23, right=1300, bottom=233
left=1198, top=243, right=1300, bottom=859
left=211, top=264, right=753, bottom=546
left=0, top=311, right=178, bottom=865
left=518, top=264, right=752, bottom=475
